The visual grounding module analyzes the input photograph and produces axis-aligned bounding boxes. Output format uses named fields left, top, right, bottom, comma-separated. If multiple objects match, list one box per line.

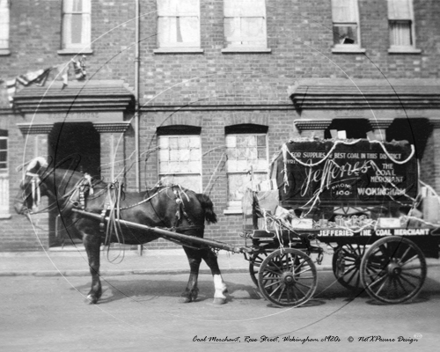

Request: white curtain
left=388, top=0, right=412, bottom=46
left=224, top=0, right=266, bottom=46
left=62, top=0, right=91, bottom=48
left=0, top=0, right=9, bottom=49
left=224, top=0, right=265, bottom=17
left=157, top=0, right=199, bottom=46
left=390, top=22, right=411, bottom=46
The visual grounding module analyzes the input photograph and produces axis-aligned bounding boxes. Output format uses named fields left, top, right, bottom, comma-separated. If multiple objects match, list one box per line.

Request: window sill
left=388, top=47, right=421, bottom=54
left=222, top=47, right=272, bottom=54
left=223, top=208, right=243, bottom=215
left=57, top=48, right=94, bottom=55
left=332, top=46, right=366, bottom=54
left=153, top=48, right=204, bottom=54
left=0, top=214, right=12, bottom=220
left=0, top=49, right=10, bottom=56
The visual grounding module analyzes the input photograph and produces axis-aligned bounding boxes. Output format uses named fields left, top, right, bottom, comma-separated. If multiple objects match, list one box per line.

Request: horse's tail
left=195, top=193, right=218, bottom=224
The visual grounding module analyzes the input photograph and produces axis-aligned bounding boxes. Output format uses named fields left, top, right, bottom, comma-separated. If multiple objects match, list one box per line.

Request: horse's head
left=14, top=157, right=50, bottom=214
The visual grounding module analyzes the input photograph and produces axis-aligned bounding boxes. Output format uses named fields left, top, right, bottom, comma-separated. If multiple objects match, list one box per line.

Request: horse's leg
left=83, top=232, right=102, bottom=304
left=180, top=246, right=202, bottom=303
left=201, top=248, right=228, bottom=305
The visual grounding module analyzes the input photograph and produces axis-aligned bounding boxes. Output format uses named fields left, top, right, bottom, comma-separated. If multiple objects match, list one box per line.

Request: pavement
left=1, top=245, right=439, bottom=277
left=0, top=245, right=334, bottom=277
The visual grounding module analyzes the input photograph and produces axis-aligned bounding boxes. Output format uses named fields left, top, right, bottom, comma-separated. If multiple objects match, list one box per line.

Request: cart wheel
left=360, top=237, right=427, bottom=304
left=258, top=248, right=317, bottom=307
left=332, top=244, right=366, bottom=291
left=249, top=249, right=270, bottom=287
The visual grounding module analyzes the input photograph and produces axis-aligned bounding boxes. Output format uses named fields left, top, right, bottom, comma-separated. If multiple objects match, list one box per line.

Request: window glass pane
left=73, top=0, right=82, bottom=12
left=226, top=133, right=268, bottom=207
left=0, top=151, right=6, bottom=163
left=0, top=0, right=10, bottom=49
left=71, top=14, right=83, bottom=44
left=332, top=0, right=357, bottom=23
left=390, top=20, right=412, bottom=46
left=62, top=0, right=91, bottom=48
left=0, top=139, right=7, bottom=150
left=158, top=135, right=201, bottom=189
left=157, top=0, right=200, bottom=47
left=333, top=25, right=358, bottom=44
left=388, top=0, right=411, bottom=20
left=228, top=172, right=266, bottom=203
left=224, top=0, right=266, bottom=47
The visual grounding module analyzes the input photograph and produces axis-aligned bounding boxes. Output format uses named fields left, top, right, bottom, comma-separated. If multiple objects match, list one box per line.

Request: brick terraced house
left=1, top=0, right=440, bottom=251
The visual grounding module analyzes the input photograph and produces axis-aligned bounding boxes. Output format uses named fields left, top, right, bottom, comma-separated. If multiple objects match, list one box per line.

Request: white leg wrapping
left=213, top=274, right=227, bottom=299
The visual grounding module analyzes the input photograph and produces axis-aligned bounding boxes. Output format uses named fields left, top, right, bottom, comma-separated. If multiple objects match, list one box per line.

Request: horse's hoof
left=179, top=296, right=192, bottom=303
left=86, top=294, right=98, bottom=304
left=213, top=297, right=226, bottom=305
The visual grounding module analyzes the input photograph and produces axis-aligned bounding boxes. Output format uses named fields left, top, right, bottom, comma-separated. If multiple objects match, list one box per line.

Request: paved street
left=1, top=268, right=440, bottom=352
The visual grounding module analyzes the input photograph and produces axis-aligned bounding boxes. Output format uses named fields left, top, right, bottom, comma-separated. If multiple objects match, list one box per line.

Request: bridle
left=20, top=168, right=65, bottom=215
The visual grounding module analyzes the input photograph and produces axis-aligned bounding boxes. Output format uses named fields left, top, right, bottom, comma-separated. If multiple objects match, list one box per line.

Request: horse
left=14, top=157, right=229, bottom=305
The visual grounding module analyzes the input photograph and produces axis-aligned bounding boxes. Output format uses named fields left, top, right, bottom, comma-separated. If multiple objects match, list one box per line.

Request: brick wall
left=1, top=0, right=440, bottom=251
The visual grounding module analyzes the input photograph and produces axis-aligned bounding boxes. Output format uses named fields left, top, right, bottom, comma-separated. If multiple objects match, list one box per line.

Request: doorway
left=48, top=122, right=101, bottom=247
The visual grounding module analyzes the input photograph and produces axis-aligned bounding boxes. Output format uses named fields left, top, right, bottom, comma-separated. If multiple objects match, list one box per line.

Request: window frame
left=221, top=0, right=270, bottom=53
left=0, top=0, right=10, bottom=55
left=155, top=0, right=203, bottom=54
left=59, top=0, right=92, bottom=55
left=157, top=133, right=203, bottom=193
left=387, top=0, right=421, bottom=54
left=224, top=132, right=269, bottom=213
left=0, top=135, right=9, bottom=217
left=331, top=0, right=365, bottom=54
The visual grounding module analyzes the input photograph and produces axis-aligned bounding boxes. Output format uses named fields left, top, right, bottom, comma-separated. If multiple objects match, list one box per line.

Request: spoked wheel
left=332, top=244, right=366, bottom=291
left=258, top=248, right=317, bottom=307
left=249, top=248, right=270, bottom=287
left=360, top=237, right=427, bottom=304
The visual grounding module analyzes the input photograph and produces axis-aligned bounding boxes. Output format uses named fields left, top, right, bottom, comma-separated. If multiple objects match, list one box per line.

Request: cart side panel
left=274, top=139, right=417, bottom=210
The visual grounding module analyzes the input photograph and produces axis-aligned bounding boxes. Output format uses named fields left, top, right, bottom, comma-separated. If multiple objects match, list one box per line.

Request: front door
left=48, top=122, right=101, bottom=247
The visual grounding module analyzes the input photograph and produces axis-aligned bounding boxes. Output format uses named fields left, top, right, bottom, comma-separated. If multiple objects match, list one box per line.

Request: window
left=223, top=0, right=268, bottom=51
left=158, top=134, right=202, bottom=193
left=0, top=0, right=9, bottom=54
left=388, top=0, right=419, bottom=52
left=331, top=0, right=364, bottom=52
left=225, top=132, right=268, bottom=212
left=0, top=132, right=8, bottom=216
left=156, top=0, right=200, bottom=50
left=61, top=0, right=91, bottom=52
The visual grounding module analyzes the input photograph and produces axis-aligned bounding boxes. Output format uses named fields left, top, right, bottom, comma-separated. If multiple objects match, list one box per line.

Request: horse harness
left=68, top=180, right=203, bottom=244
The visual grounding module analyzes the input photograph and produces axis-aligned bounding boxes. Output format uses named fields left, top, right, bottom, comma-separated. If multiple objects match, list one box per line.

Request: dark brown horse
left=14, top=157, right=228, bottom=305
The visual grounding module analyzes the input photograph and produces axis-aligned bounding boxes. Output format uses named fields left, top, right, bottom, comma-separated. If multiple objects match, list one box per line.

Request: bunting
left=0, top=56, right=87, bottom=107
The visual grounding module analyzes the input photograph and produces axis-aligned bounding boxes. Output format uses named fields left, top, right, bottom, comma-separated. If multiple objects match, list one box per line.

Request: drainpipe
left=134, top=0, right=141, bottom=192
left=135, top=0, right=143, bottom=255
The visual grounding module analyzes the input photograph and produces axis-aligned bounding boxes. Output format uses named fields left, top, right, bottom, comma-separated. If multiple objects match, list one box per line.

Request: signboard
left=274, top=139, right=417, bottom=208
left=317, top=228, right=430, bottom=237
